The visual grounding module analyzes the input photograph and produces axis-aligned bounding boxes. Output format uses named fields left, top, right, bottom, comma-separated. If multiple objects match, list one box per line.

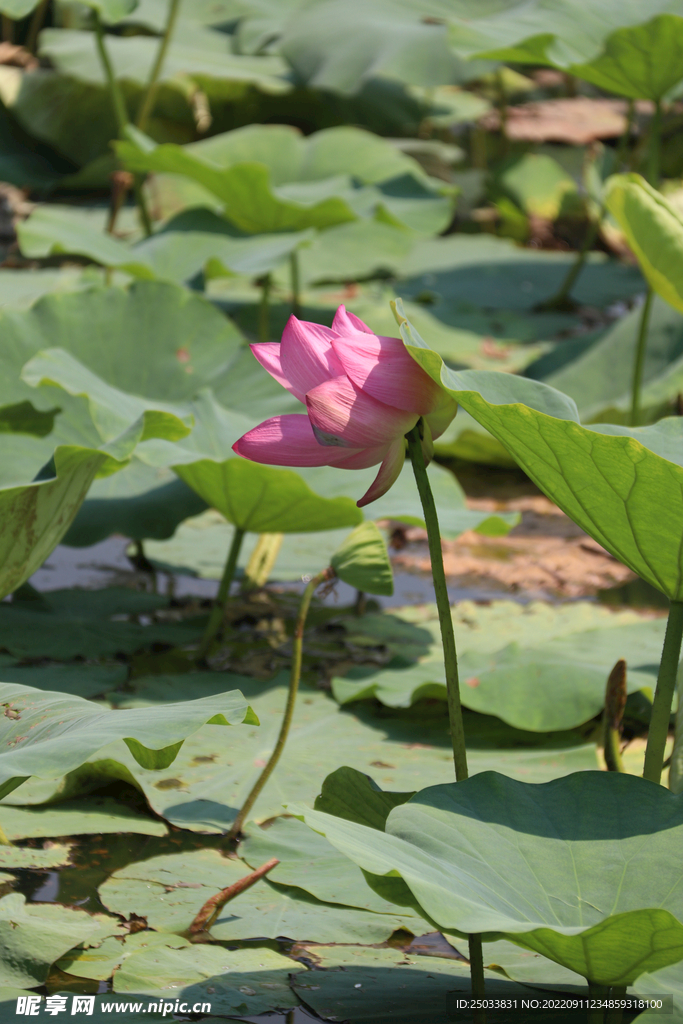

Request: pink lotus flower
left=232, top=306, right=457, bottom=507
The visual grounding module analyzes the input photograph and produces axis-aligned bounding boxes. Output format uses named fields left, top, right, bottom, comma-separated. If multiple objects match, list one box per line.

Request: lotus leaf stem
left=630, top=288, right=654, bottom=426
left=136, top=0, right=182, bottom=133
left=93, top=12, right=153, bottom=238
left=468, top=934, right=487, bottom=1024
left=602, top=659, right=626, bottom=773
left=405, top=424, right=468, bottom=781
left=26, top=0, right=49, bottom=55
left=643, top=600, right=683, bottom=784
left=197, top=526, right=246, bottom=659
left=227, top=567, right=334, bottom=842
left=289, top=251, right=301, bottom=318
left=1, top=15, right=12, bottom=43
left=188, top=857, right=279, bottom=937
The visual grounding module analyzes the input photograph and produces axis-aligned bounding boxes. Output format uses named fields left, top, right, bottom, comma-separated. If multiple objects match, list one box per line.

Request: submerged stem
left=643, top=600, right=683, bottom=784
left=136, top=0, right=182, bottom=133
left=197, top=527, right=245, bottom=659
left=406, top=425, right=468, bottom=781
left=227, top=568, right=334, bottom=841
left=630, top=288, right=654, bottom=426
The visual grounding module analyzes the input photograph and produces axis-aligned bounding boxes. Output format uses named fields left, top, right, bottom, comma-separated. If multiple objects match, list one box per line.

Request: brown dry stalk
left=188, top=857, right=279, bottom=938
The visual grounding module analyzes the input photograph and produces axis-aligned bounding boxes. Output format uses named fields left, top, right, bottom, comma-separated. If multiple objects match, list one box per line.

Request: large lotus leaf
left=111, top=942, right=298, bottom=1016
left=0, top=587, right=203, bottom=660
left=56, top=930, right=190, bottom=982
left=172, top=122, right=430, bottom=188
left=116, top=123, right=445, bottom=233
left=0, top=797, right=167, bottom=840
left=290, top=945, right=538, bottom=1024
left=241, top=815, right=422, bottom=918
left=0, top=407, right=189, bottom=601
left=448, top=0, right=683, bottom=69
left=299, top=771, right=683, bottom=986
left=116, top=142, right=362, bottom=234
left=331, top=521, right=393, bottom=596
left=173, top=457, right=363, bottom=534
left=469, top=938, right=585, bottom=988
left=398, top=309, right=683, bottom=600
left=605, top=174, right=683, bottom=315
left=0, top=845, right=71, bottom=869
left=0, top=682, right=257, bottom=801
left=280, top=0, right=493, bottom=95
left=99, top=848, right=419, bottom=944
left=18, top=204, right=315, bottom=285
left=26, top=673, right=598, bottom=829
left=569, top=15, right=683, bottom=100
left=541, top=296, right=683, bottom=423
left=334, top=612, right=664, bottom=731
left=39, top=27, right=288, bottom=89
left=0, top=893, right=121, bottom=988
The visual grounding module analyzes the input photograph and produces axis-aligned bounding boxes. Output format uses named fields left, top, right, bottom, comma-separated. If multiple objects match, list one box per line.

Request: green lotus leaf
left=541, top=296, right=683, bottom=424
left=0, top=398, right=189, bottom=601
left=605, top=174, right=683, bottom=315
left=0, top=797, right=167, bottom=841
left=0, top=844, right=71, bottom=869
left=449, top=0, right=683, bottom=94
left=633, top=960, right=683, bottom=1020
left=242, top=812, right=423, bottom=917
left=397, top=306, right=683, bottom=600
left=99, top=847, right=419, bottom=945
left=116, top=122, right=448, bottom=234
left=289, top=945, right=538, bottom=1024
left=298, top=771, right=683, bottom=986
left=279, top=0, right=493, bottom=95
left=0, top=681, right=257, bottom=801
left=56, top=931, right=190, bottom=983
left=0, top=587, right=202, bottom=660
left=331, top=521, right=394, bottom=596
left=569, top=15, right=683, bottom=100
left=0, top=894, right=122, bottom=988
left=39, top=26, right=288, bottom=90
left=26, top=673, right=598, bottom=831
left=18, top=205, right=315, bottom=285
left=334, top=608, right=663, bottom=731
left=0, top=0, right=136, bottom=18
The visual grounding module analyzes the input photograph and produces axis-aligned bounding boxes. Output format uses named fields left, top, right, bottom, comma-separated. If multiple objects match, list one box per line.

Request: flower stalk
left=227, top=567, right=334, bottom=842
left=136, top=0, right=182, bottom=133
left=406, top=422, right=485, bottom=1021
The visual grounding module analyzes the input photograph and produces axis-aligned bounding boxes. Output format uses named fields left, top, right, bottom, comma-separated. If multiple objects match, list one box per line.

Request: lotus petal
left=232, top=414, right=363, bottom=467
left=280, top=315, right=345, bottom=399
left=306, top=375, right=417, bottom=448
left=357, top=438, right=406, bottom=507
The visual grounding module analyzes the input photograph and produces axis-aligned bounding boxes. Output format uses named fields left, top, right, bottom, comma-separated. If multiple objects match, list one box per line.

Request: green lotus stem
left=197, top=526, right=245, bottom=659
left=227, top=567, right=334, bottom=841
left=468, top=934, right=487, bottom=1024
left=630, top=288, right=654, bottom=426
left=1, top=15, right=13, bottom=43
left=258, top=273, right=272, bottom=343
left=602, top=659, right=626, bottom=773
left=93, top=12, right=153, bottom=238
left=406, top=423, right=468, bottom=782
left=643, top=600, right=683, bottom=784
left=136, top=0, right=182, bottom=133
left=647, top=99, right=662, bottom=187
left=26, top=0, right=49, bottom=54
left=93, top=13, right=128, bottom=136
left=289, top=251, right=301, bottom=318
